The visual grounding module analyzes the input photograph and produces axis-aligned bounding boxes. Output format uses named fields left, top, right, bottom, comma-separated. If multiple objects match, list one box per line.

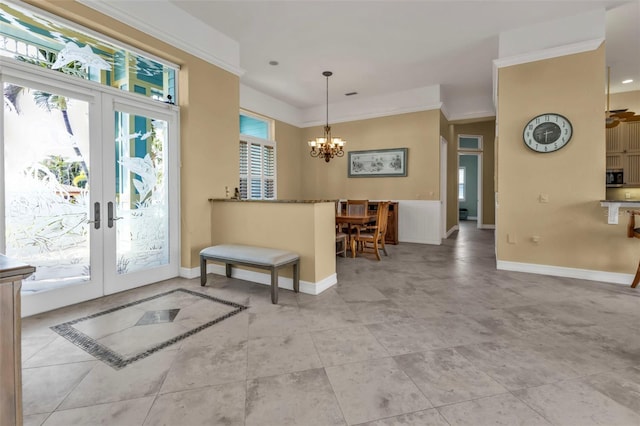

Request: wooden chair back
left=350, top=201, right=390, bottom=260
left=374, top=201, right=390, bottom=240
left=346, top=199, right=368, bottom=216
left=628, top=210, right=640, bottom=238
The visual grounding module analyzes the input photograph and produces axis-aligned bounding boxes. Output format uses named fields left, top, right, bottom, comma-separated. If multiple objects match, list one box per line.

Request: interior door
left=102, top=97, right=179, bottom=294
left=2, top=77, right=104, bottom=316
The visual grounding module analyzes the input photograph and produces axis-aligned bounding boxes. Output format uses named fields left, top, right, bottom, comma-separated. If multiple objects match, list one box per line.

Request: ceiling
left=167, top=0, right=639, bottom=119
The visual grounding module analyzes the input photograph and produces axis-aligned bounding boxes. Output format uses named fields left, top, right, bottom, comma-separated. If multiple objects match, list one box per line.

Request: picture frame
left=348, top=148, right=408, bottom=178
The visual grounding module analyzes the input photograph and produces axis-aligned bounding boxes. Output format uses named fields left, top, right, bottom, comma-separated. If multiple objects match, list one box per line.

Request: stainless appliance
left=606, top=169, right=624, bottom=187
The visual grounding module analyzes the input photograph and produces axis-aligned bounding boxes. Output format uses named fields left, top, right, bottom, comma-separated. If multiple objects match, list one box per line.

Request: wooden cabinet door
left=625, top=153, right=640, bottom=185
left=606, top=125, right=626, bottom=153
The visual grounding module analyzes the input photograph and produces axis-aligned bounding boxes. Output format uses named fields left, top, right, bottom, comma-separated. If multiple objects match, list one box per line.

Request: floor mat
left=51, top=288, right=247, bottom=369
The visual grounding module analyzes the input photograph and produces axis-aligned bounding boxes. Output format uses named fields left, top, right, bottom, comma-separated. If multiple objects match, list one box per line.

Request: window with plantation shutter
left=239, top=135, right=276, bottom=200
left=239, top=111, right=276, bottom=200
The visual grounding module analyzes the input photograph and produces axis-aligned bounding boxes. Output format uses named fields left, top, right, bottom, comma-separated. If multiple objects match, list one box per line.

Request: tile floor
left=21, top=221, right=640, bottom=425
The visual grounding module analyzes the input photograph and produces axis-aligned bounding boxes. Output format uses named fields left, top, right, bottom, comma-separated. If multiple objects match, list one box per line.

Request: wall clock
left=523, top=113, right=572, bottom=153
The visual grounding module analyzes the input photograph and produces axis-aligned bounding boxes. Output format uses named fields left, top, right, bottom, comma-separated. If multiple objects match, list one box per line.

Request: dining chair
left=337, top=199, right=368, bottom=233
left=627, top=210, right=640, bottom=288
left=336, top=231, right=348, bottom=257
left=350, top=201, right=390, bottom=260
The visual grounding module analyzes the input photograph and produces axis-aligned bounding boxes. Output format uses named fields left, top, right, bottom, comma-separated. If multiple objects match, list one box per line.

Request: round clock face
left=523, top=113, right=572, bottom=153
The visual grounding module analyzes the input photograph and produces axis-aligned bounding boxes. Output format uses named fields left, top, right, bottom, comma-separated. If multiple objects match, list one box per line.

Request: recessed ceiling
left=169, top=1, right=638, bottom=117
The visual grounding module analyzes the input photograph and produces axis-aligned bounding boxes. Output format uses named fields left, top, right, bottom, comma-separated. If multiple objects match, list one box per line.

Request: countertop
left=600, top=200, right=640, bottom=224
left=0, top=254, right=35, bottom=280
left=208, top=199, right=336, bottom=203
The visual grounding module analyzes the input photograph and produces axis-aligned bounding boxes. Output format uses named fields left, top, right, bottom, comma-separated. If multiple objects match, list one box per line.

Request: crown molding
left=493, top=38, right=604, bottom=70
left=77, top=0, right=244, bottom=76
left=300, top=85, right=443, bottom=128
left=300, top=103, right=444, bottom=128
left=447, top=110, right=497, bottom=123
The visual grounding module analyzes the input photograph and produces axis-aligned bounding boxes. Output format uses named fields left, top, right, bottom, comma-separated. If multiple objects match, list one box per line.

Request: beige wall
left=454, top=120, right=496, bottom=225
left=299, top=110, right=442, bottom=200
left=274, top=120, right=304, bottom=200
left=29, top=1, right=241, bottom=270
left=495, top=46, right=639, bottom=273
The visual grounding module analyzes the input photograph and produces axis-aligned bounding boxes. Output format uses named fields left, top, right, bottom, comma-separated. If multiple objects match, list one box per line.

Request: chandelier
left=308, top=71, right=346, bottom=162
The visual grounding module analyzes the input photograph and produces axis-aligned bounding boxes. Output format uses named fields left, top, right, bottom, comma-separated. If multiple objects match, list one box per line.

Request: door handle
left=108, top=202, right=123, bottom=228
left=87, top=202, right=100, bottom=229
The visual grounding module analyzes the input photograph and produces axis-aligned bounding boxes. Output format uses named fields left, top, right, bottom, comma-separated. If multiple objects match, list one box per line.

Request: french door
left=1, top=66, right=179, bottom=316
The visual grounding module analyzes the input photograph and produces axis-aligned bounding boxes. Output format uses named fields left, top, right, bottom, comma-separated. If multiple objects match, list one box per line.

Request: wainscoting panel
left=397, top=200, right=442, bottom=245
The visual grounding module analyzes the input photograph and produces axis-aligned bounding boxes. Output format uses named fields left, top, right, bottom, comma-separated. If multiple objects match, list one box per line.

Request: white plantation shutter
left=239, top=136, right=276, bottom=200
left=239, top=141, right=248, bottom=199
left=263, top=145, right=275, bottom=199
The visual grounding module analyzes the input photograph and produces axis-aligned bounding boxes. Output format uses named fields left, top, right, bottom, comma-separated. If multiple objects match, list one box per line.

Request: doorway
left=457, top=135, right=483, bottom=229
left=1, top=66, right=179, bottom=315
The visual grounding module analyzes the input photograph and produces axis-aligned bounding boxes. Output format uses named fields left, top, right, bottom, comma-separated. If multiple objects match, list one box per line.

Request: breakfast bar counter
left=600, top=199, right=640, bottom=224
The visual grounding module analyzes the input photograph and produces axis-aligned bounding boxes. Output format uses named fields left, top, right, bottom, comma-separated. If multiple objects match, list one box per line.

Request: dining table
left=335, top=214, right=376, bottom=257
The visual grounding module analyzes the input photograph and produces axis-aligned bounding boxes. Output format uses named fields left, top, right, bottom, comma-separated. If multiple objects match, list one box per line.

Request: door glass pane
left=3, top=82, right=91, bottom=293
left=114, top=110, right=168, bottom=274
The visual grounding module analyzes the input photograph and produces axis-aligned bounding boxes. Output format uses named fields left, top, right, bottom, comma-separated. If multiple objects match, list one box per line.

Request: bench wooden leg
left=293, top=262, right=300, bottom=293
left=200, top=256, right=207, bottom=286
left=632, top=259, right=640, bottom=288
left=270, top=268, right=278, bottom=304
left=225, top=263, right=232, bottom=278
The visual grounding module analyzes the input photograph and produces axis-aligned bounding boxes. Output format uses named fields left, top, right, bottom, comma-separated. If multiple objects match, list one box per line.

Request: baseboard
left=496, top=260, right=633, bottom=286
left=479, top=224, right=496, bottom=230
left=180, top=266, right=200, bottom=280
left=180, top=264, right=337, bottom=295
left=446, top=225, right=459, bottom=238
left=400, top=236, right=442, bottom=245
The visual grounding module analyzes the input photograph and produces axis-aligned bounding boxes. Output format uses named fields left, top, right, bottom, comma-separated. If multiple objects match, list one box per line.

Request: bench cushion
left=200, top=244, right=299, bottom=267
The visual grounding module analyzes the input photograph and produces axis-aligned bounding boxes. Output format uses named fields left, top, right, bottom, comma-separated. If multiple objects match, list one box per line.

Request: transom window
left=458, top=135, right=482, bottom=151
left=0, top=1, right=177, bottom=103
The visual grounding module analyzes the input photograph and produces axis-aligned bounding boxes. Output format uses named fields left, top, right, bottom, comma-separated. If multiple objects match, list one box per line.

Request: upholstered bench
left=199, top=244, right=300, bottom=304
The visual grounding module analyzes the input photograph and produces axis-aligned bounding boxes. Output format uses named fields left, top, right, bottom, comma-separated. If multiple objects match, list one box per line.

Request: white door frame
left=458, top=152, right=483, bottom=228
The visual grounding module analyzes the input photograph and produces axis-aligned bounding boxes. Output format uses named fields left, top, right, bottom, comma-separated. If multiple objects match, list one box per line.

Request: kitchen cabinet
left=606, top=121, right=640, bottom=186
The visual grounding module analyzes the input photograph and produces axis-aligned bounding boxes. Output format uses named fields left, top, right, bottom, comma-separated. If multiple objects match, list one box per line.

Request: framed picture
left=348, top=148, right=408, bottom=178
